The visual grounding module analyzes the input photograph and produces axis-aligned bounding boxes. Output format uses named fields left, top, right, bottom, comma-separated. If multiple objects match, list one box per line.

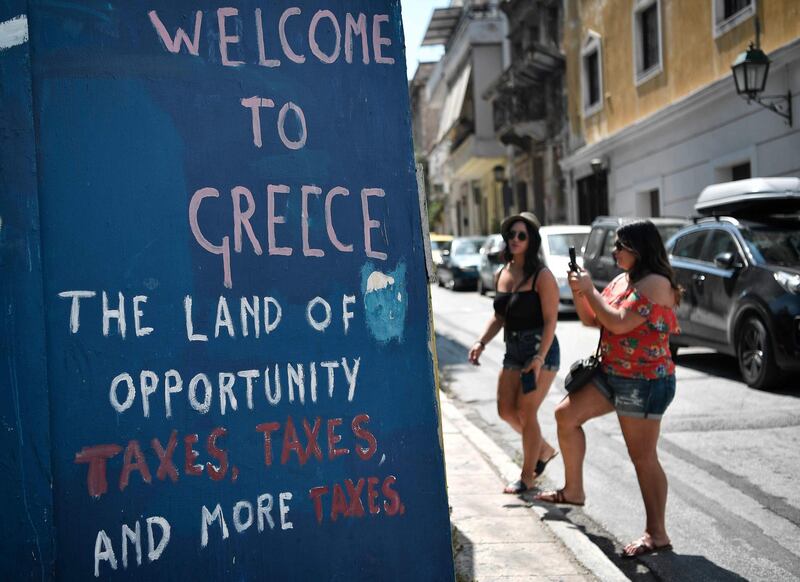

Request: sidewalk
left=441, top=393, right=628, bottom=582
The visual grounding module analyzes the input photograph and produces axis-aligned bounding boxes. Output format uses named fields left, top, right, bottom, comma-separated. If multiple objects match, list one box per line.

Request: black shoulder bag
left=564, top=330, right=603, bottom=394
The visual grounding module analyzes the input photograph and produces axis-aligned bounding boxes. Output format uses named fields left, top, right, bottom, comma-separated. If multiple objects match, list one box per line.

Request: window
left=516, top=181, right=528, bottom=212
left=639, top=187, right=661, bottom=217
left=723, top=0, right=751, bottom=19
left=649, top=189, right=661, bottom=217
left=577, top=172, right=609, bottom=225
left=581, top=32, right=603, bottom=116
left=585, top=52, right=600, bottom=106
left=452, top=240, right=483, bottom=256
left=633, top=0, right=662, bottom=84
left=548, top=233, right=590, bottom=257
left=547, top=5, right=560, bottom=47
left=741, top=226, right=800, bottom=267
left=731, top=162, right=751, bottom=181
left=713, top=0, right=755, bottom=37
left=672, top=231, right=709, bottom=260
left=585, top=227, right=606, bottom=258
left=702, top=230, right=741, bottom=263
left=602, top=229, right=617, bottom=258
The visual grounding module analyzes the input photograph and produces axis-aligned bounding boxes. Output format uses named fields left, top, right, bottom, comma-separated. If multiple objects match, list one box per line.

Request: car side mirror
left=714, top=251, right=742, bottom=270
left=441, top=249, right=450, bottom=258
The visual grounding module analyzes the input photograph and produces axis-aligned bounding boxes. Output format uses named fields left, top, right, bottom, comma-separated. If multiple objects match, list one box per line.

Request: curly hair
left=617, top=220, right=683, bottom=304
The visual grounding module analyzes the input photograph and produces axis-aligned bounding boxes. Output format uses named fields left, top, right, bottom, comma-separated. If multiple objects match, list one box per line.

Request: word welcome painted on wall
left=58, top=6, right=415, bottom=578
left=148, top=7, right=397, bottom=288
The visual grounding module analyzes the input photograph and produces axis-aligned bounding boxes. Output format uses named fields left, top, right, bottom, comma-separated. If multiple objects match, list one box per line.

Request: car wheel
left=477, top=278, right=486, bottom=295
left=736, top=316, right=780, bottom=390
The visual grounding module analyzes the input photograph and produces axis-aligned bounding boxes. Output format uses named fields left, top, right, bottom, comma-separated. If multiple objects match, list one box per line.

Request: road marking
left=0, top=14, right=28, bottom=51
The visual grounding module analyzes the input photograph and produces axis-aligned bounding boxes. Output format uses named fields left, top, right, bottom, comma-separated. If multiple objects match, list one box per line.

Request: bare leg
left=516, top=368, right=557, bottom=486
left=497, top=368, right=523, bottom=433
left=618, top=415, right=671, bottom=554
left=536, top=382, right=613, bottom=503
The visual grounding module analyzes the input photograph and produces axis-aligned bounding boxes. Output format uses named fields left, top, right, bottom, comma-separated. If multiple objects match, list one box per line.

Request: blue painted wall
left=0, top=0, right=56, bottom=579
left=2, top=1, right=453, bottom=579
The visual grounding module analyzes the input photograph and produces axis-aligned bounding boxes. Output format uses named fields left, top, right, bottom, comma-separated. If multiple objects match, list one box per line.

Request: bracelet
left=475, top=340, right=486, bottom=348
left=533, top=354, right=545, bottom=364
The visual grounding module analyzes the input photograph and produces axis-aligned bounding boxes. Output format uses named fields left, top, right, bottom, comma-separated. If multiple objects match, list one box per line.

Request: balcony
left=492, top=88, right=546, bottom=134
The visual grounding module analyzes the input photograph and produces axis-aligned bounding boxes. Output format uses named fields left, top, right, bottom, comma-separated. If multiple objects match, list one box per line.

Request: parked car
left=583, top=216, right=691, bottom=290
left=429, top=233, right=453, bottom=270
left=540, top=225, right=591, bottom=312
left=477, top=234, right=505, bottom=295
left=666, top=177, right=800, bottom=390
left=437, top=236, right=487, bottom=290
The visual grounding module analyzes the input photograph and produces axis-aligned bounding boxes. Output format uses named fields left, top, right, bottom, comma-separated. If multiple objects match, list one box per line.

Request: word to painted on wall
left=61, top=7, right=413, bottom=577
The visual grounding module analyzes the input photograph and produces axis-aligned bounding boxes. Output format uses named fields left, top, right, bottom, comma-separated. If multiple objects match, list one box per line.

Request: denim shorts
left=592, top=369, right=676, bottom=420
left=502, top=329, right=560, bottom=374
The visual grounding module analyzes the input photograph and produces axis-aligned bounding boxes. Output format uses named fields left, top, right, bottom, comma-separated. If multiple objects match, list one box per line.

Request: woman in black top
left=468, top=212, right=561, bottom=493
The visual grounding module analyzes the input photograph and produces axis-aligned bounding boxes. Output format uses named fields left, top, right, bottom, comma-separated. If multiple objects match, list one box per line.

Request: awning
left=422, top=7, right=462, bottom=46
left=436, top=63, right=472, bottom=144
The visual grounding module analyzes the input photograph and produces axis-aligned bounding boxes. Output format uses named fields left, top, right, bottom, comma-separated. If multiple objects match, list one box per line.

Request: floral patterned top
left=600, top=275, right=680, bottom=379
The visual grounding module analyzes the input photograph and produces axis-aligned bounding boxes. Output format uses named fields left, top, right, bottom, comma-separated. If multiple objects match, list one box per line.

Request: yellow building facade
left=561, top=0, right=800, bottom=222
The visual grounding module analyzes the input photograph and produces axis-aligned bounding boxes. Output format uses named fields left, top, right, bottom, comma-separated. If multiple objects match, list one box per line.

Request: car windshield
left=740, top=226, right=800, bottom=267
left=547, top=233, right=588, bottom=256
left=453, top=240, right=483, bottom=255
left=656, top=224, right=685, bottom=243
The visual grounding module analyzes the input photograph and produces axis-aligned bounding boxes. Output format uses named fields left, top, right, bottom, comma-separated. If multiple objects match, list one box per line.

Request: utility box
left=0, top=1, right=454, bottom=579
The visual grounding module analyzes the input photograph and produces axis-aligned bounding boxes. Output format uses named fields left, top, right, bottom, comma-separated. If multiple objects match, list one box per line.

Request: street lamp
left=731, top=19, right=792, bottom=126
left=492, top=165, right=505, bottom=183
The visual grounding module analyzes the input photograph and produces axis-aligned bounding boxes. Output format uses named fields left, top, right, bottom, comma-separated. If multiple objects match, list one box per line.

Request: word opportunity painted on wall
left=24, top=1, right=453, bottom=579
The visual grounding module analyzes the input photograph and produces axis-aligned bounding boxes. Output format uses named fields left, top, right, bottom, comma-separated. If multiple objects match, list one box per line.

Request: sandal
left=535, top=451, right=559, bottom=478
left=534, top=489, right=584, bottom=506
left=622, top=537, right=672, bottom=558
left=503, top=479, right=529, bottom=494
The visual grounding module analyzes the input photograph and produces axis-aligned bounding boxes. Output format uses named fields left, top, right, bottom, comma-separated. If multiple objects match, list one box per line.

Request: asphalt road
left=431, top=283, right=800, bottom=582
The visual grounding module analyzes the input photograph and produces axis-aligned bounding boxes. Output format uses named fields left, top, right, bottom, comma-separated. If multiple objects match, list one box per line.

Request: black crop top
left=493, top=269, right=544, bottom=331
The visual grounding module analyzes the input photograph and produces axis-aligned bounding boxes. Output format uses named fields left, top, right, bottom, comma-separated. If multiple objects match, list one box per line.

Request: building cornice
left=562, top=37, right=800, bottom=173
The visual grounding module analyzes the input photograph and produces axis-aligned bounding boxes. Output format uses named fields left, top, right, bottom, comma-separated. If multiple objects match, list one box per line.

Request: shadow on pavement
left=533, top=499, right=750, bottom=581
left=532, top=501, right=660, bottom=581
left=677, top=351, right=800, bottom=397
left=675, top=352, right=744, bottom=382
left=450, top=525, right=474, bottom=582
left=640, top=553, right=749, bottom=582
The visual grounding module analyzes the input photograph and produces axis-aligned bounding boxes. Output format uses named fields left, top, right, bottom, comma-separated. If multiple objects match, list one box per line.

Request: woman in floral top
left=535, top=220, right=681, bottom=559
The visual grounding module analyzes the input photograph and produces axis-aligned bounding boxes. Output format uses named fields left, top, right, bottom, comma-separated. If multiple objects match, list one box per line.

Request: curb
left=441, top=393, right=629, bottom=582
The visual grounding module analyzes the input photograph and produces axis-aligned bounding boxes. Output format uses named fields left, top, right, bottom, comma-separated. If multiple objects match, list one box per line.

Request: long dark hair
left=502, top=219, right=543, bottom=278
left=617, top=220, right=683, bottom=303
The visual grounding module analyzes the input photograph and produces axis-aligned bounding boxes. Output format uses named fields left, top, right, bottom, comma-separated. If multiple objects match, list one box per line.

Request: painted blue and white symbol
left=362, top=262, right=407, bottom=343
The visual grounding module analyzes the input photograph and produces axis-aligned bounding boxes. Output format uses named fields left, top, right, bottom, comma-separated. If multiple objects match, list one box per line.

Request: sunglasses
left=614, top=240, right=635, bottom=253
left=505, top=231, right=528, bottom=242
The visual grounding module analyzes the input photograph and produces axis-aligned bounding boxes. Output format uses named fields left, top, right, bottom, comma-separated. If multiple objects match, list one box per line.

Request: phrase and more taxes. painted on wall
left=30, top=3, right=451, bottom=578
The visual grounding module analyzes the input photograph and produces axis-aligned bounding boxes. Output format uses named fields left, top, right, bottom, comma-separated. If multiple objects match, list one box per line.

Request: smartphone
left=521, top=369, right=536, bottom=392
left=568, top=246, right=579, bottom=273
